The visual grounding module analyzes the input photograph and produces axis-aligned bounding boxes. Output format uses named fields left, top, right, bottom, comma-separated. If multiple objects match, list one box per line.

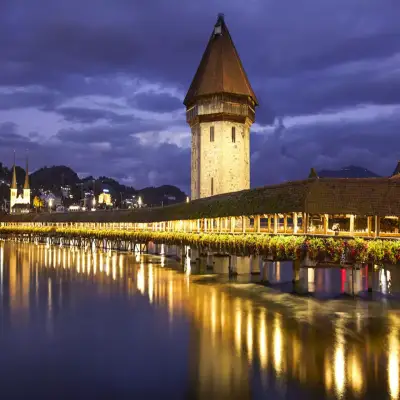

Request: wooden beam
left=367, top=216, right=372, bottom=237
left=293, top=212, right=298, bottom=234
left=349, top=215, right=355, bottom=234
left=374, top=216, right=380, bottom=238
left=273, top=214, right=278, bottom=234
left=255, top=215, right=261, bottom=233
left=268, top=215, right=271, bottom=233
left=303, top=213, right=308, bottom=234
left=283, top=215, right=288, bottom=233
left=230, top=217, right=235, bottom=233
left=323, top=214, right=329, bottom=235
left=242, top=216, right=246, bottom=233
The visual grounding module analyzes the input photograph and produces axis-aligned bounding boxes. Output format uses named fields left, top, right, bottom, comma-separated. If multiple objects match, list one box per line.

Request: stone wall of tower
left=191, top=124, right=201, bottom=200
left=190, top=119, right=251, bottom=199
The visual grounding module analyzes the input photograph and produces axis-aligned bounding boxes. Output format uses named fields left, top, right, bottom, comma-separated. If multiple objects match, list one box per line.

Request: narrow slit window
left=210, top=126, right=215, bottom=142
left=232, top=126, right=236, bottom=143
left=211, top=177, right=214, bottom=196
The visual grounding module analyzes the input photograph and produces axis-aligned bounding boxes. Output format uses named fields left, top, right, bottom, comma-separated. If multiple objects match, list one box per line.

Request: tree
left=33, top=196, right=43, bottom=210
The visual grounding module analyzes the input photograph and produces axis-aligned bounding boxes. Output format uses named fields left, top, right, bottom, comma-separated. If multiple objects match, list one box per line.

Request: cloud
left=129, top=92, right=182, bottom=113
left=0, top=0, right=399, bottom=192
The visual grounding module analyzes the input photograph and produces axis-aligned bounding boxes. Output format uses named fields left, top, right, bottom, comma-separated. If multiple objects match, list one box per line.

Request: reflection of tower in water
left=187, top=291, right=251, bottom=400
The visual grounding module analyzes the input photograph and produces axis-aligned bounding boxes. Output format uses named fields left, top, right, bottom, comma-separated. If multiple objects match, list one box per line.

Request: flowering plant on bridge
left=1, top=226, right=400, bottom=265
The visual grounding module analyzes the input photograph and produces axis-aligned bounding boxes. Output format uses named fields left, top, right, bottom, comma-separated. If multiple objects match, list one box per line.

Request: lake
left=0, top=240, right=399, bottom=399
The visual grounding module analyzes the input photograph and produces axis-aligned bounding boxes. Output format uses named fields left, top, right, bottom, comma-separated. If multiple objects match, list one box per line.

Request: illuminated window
left=210, top=126, right=214, bottom=142
left=211, top=178, right=214, bottom=196
left=232, top=126, right=236, bottom=143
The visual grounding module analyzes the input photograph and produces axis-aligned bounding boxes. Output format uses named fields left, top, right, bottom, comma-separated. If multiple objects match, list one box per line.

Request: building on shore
left=9, top=154, right=30, bottom=214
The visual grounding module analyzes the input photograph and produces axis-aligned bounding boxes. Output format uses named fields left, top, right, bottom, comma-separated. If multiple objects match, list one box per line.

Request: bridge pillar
left=213, top=255, right=230, bottom=274
left=147, top=241, right=156, bottom=255
left=367, top=263, right=374, bottom=292
left=250, top=255, right=261, bottom=275
left=206, top=252, right=214, bottom=269
left=189, top=247, right=200, bottom=265
left=234, top=256, right=251, bottom=275
left=165, top=245, right=179, bottom=258
left=198, top=255, right=208, bottom=272
left=155, top=243, right=165, bottom=255
left=292, top=259, right=301, bottom=283
left=260, top=259, right=272, bottom=283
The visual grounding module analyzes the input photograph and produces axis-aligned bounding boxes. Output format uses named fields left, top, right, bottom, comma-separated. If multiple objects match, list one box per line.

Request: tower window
left=211, top=178, right=214, bottom=196
left=232, top=126, right=236, bottom=143
left=210, top=126, right=214, bottom=142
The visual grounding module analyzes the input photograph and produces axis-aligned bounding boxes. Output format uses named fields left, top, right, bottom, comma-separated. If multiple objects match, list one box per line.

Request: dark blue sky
left=0, top=0, right=399, bottom=193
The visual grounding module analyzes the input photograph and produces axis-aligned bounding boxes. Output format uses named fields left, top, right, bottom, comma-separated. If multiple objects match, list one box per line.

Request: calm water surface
left=0, top=240, right=399, bottom=399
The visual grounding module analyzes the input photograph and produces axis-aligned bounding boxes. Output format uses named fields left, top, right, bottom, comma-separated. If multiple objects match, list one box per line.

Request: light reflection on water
left=0, top=241, right=399, bottom=399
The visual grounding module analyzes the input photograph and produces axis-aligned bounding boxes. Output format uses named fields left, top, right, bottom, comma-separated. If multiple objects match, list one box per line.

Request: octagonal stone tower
left=184, top=14, right=258, bottom=200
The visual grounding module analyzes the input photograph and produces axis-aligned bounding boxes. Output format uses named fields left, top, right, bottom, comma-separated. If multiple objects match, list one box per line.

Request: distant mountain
left=30, top=166, right=80, bottom=189
left=318, top=165, right=381, bottom=179
left=139, top=185, right=187, bottom=206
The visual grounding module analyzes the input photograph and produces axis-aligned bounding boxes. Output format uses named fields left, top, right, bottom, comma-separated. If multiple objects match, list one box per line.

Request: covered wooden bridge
left=1, top=175, right=400, bottom=239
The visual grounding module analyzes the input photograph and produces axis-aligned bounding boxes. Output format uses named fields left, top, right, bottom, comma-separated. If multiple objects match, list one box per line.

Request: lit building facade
left=10, top=155, right=31, bottom=213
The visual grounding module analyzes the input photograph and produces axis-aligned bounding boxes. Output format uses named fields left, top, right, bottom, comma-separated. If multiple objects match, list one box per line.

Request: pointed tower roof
left=24, top=153, right=30, bottom=189
left=184, top=14, right=258, bottom=107
left=11, top=151, right=17, bottom=189
left=308, top=168, right=319, bottom=179
left=391, top=160, right=400, bottom=178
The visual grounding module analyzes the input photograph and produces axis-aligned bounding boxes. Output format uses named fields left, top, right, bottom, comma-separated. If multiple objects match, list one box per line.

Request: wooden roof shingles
left=306, top=178, right=400, bottom=216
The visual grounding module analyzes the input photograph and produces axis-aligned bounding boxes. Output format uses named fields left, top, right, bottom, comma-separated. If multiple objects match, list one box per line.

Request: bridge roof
left=1, top=177, right=400, bottom=223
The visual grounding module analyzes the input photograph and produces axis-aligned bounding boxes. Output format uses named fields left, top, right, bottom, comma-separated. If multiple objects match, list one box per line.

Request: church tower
left=10, top=152, right=17, bottom=212
left=184, top=14, right=258, bottom=200
left=23, top=154, right=30, bottom=205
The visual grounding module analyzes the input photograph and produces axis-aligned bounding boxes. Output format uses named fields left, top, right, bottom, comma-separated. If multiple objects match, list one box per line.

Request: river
left=0, top=240, right=399, bottom=399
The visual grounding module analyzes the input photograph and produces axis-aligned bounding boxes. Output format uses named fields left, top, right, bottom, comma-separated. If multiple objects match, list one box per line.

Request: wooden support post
left=210, top=218, right=214, bottom=232
left=374, top=216, right=380, bottom=238
left=204, top=219, right=207, bottom=233
left=323, top=214, right=329, bottom=235
left=349, top=215, right=355, bottom=235
left=283, top=215, right=288, bottom=233
left=273, top=214, right=278, bottom=234
left=197, top=219, right=200, bottom=233
left=303, top=213, right=308, bottom=234
left=367, top=216, right=372, bottom=237
left=268, top=215, right=271, bottom=233
left=216, top=218, right=220, bottom=233
left=242, top=216, right=246, bottom=233
left=230, top=217, right=235, bottom=233
left=255, top=215, right=261, bottom=233
left=293, top=212, right=298, bottom=234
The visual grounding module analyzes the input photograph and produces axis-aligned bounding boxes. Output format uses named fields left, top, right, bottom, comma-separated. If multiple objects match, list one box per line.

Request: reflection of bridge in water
left=1, top=241, right=400, bottom=399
